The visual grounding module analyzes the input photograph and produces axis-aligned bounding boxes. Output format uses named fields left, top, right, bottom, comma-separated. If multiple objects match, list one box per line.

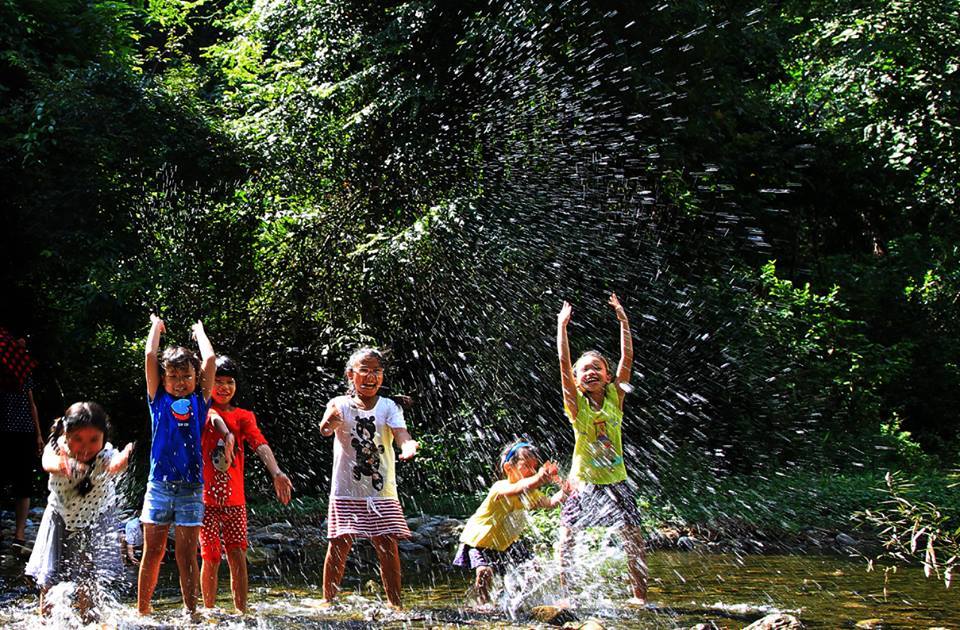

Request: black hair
left=160, top=346, right=201, bottom=377
left=216, top=355, right=240, bottom=380
left=48, top=401, right=110, bottom=472
left=496, top=441, right=541, bottom=479
left=344, top=347, right=385, bottom=395
left=573, top=350, right=611, bottom=376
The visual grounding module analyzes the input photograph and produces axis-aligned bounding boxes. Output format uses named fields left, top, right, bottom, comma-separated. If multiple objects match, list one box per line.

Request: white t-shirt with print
left=47, top=442, right=118, bottom=531
left=328, top=396, right=406, bottom=500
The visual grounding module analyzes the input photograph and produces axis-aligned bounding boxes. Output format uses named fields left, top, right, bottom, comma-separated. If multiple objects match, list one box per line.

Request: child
left=26, top=402, right=134, bottom=620
left=138, top=315, right=231, bottom=617
left=318, top=347, right=418, bottom=609
left=120, top=515, right=144, bottom=564
left=556, top=294, right=648, bottom=605
left=453, top=441, right=566, bottom=608
left=200, top=355, right=293, bottom=613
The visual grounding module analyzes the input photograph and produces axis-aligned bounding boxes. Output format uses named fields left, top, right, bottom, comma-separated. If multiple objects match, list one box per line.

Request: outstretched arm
left=497, top=461, right=559, bottom=498
left=192, top=320, right=216, bottom=402
left=145, top=314, right=165, bottom=400
left=557, top=301, right=579, bottom=420
left=392, top=428, right=419, bottom=460
left=319, top=403, right=343, bottom=437
left=609, top=293, right=633, bottom=407
left=255, top=444, right=293, bottom=505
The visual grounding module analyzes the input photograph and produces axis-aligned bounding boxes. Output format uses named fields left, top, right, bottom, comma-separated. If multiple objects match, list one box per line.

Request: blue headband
left=503, top=441, right=533, bottom=464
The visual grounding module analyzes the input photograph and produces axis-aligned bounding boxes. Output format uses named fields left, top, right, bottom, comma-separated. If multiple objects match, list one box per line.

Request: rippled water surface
left=1, top=551, right=957, bottom=628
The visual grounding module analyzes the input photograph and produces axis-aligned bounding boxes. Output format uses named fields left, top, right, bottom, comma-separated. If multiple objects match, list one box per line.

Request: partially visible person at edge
left=199, top=355, right=293, bottom=614
left=138, top=315, right=232, bottom=620
left=0, top=334, right=43, bottom=549
left=556, top=293, right=648, bottom=606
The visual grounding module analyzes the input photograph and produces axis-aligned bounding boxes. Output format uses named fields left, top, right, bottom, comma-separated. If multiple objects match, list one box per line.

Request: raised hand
left=608, top=293, right=627, bottom=321
left=150, top=313, right=166, bottom=334
left=558, top=301, right=573, bottom=327
left=190, top=320, right=205, bottom=341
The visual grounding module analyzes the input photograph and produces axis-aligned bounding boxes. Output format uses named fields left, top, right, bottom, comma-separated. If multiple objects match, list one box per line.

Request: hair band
left=503, top=441, right=533, bottom=464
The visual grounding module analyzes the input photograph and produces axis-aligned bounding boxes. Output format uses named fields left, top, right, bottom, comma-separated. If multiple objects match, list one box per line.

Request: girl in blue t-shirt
left=138, top=314, right=231, bottom=618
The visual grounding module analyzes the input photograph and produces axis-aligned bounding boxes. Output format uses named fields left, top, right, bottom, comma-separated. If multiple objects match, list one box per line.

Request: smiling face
left=64, top=426, right=105, bottom=464
left=163, top=364, right=197, bottom=398
left=504, top=449, right=540, bottom=482
left=574, top=354, right=611, bottom=395
left=212, top=375, right=237, bottom=407
left=347, top=355, right=384, bottom=401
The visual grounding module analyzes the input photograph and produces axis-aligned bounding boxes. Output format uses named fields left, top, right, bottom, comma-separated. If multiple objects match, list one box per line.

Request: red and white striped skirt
left=327, top=497, right=412, bottom=539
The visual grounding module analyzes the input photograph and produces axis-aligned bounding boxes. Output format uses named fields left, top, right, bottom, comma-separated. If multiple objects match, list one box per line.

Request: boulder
left=835, top=533, right=858, bottom=547
left=743, top=613, right=804, bottom=629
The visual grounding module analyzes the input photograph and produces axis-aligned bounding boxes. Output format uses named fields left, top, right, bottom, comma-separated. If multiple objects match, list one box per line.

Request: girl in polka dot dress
left=26, top=402, right=134, bottom=620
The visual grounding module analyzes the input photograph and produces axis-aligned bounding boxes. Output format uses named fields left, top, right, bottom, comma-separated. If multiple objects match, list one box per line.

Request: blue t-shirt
left=148, top=390, right=208, bottom=484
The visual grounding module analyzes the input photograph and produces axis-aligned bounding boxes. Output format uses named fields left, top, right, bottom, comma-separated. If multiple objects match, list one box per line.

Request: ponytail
left=47, top=416, right=65, bottom=446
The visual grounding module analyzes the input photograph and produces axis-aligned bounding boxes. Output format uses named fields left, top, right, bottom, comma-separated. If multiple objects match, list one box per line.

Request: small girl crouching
left=26, top=402, right=134, bottom=620
left=453, top=441, right=567, bottom=608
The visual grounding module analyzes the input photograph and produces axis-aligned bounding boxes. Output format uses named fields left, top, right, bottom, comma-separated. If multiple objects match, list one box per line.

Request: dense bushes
left=1, top=0, right=957, bottom=504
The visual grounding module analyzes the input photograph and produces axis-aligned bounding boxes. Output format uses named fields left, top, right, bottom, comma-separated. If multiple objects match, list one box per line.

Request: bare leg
left=138, top=524, right=170, bottom=615
left=38, top=587, right=49, bottom=617
left=174, top=525, right=201, bottom=612
left=225, top=546, right=248, bottom=613
left=474, top=566, right=494, bottom=606
left=322, top=535, right=353, bottom=602
left=621, top=526, right=648, bottom=604
left=200, top=557, right=220, bottom=609
left=372, top=535, right=402, bottom=608
left=14, top=497, right=29, bottom=541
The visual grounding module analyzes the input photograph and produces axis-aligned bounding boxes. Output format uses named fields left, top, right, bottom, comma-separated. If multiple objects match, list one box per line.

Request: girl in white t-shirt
left=319, top=348, right=418, bottom=609
left=26, top=402, right=133, bottom=621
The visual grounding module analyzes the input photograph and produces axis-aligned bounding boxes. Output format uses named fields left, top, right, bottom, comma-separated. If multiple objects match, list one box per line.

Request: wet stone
left=743, top=613, right=804, bottom=629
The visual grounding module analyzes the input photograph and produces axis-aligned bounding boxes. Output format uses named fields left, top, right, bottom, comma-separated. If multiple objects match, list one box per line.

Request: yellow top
left=566, top=384, right=628, bottom=485
left=459, top=479, right=545, bottom=552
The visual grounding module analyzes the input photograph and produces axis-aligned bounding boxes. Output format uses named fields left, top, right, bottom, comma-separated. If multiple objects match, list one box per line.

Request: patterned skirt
left=327, top=497, right=411, bottom=540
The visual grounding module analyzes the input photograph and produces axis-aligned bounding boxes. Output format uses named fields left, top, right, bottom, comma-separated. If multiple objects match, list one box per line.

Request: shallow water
left=1, top=551, right=957, bottom=628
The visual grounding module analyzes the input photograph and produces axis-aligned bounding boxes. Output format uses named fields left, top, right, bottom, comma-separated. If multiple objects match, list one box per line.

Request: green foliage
left=858, top=471, right=960, bottom=589
left=2, top=0, right=959, bottom=504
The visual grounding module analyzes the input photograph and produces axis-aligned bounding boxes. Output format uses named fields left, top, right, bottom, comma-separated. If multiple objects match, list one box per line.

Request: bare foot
left=316, top=599, right=334, bottom=609
left=626, top=596, right=648, bottom=607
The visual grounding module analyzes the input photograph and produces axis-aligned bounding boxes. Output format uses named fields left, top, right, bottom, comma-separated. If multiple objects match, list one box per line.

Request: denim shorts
left=141, top=480, right=205, bottom=527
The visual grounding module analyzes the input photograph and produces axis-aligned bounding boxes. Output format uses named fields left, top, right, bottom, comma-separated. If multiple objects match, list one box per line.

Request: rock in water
left=854, top=620, right=884, bottom=629
left=744, top=613, right=804, bottom=629
left=530, top=605, right=578, bottom=625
